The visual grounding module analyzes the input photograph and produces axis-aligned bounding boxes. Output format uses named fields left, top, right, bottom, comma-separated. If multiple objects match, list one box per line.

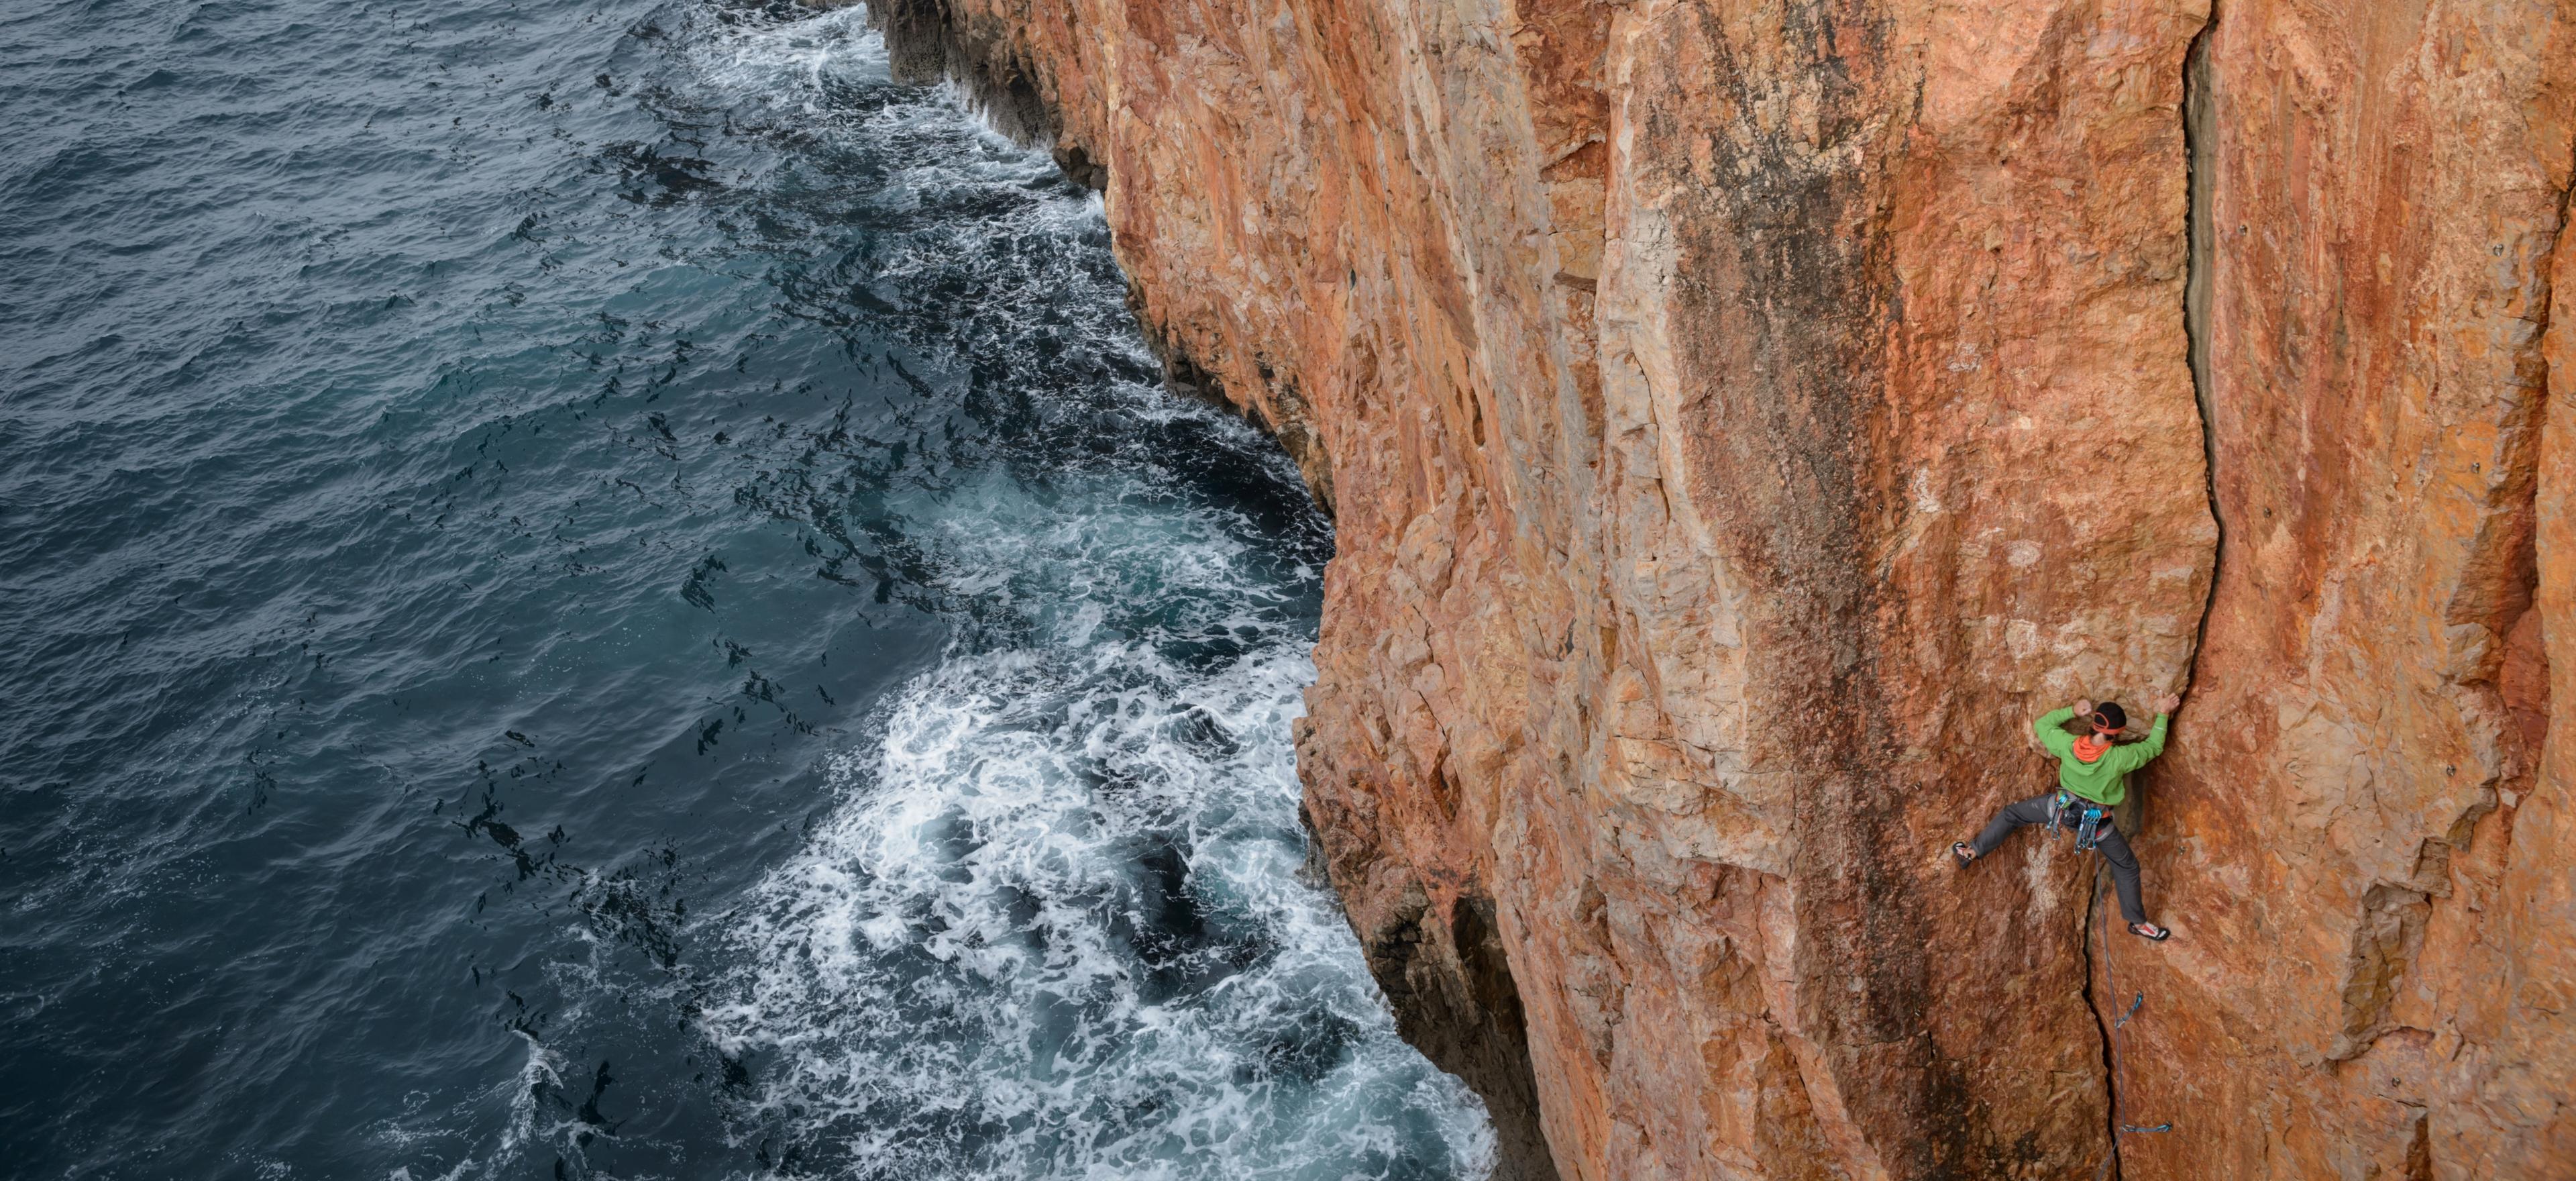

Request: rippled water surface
left=0, top=1, right=1495, bottom=1176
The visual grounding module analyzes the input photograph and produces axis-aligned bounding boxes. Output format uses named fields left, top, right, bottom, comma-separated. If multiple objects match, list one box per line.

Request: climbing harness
left=2046, top=790, right=2110, bottom=852
left=2088, top=864, right=2173, bottom=1181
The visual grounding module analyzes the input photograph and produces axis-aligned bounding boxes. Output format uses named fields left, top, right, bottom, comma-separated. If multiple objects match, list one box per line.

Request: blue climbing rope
left=2090, top=858, right=2171, bottom=1181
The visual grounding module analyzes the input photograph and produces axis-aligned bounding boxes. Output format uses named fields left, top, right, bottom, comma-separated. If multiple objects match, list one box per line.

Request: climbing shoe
left=1950, top=841, right=1976, bottom=868
left=2130, top=921, right=2171, bottom=941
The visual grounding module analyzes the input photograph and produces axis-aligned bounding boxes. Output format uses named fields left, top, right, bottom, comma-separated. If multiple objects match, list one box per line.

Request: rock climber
left=1951, top=694, right=2182, bottom=941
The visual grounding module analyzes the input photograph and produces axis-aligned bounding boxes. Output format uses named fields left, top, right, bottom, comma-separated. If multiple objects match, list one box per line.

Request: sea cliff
left=869, top=1, right=2576, bottom=1176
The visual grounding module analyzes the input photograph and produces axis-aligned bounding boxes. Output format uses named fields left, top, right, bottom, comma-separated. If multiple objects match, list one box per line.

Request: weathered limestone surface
left=869, top=0, right=2576, bottom=1176
left=2117, top=4, right=2576, bottom=1178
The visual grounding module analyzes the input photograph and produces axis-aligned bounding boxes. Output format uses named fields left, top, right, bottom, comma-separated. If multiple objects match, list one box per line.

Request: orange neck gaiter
left=2073, top=733, right=2112, bottom=764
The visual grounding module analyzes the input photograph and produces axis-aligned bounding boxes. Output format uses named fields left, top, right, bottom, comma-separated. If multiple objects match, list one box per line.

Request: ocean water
left=0, top=1, right=1495, bottom=1178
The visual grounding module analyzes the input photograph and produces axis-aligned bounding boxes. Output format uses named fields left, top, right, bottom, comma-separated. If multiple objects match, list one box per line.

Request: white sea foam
left=686, top=2, right=888, bottom=104
left=701, top=470, right=1493, bottom=1179
left=676, top=7, right=1495, bottom=1178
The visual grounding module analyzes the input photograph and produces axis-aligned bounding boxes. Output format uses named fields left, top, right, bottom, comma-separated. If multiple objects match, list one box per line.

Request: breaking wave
left=686, top=8, right=1495, bottom=1180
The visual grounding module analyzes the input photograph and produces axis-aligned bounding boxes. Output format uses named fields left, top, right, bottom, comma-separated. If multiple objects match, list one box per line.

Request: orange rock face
left=2115, top=3, right=2576, bottom=1178
left=869, top=0, right=2576, bottom=1176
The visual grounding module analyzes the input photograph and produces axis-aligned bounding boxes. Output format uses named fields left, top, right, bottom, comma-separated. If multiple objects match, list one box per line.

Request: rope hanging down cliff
left=2091, top=864, right=2174, bottom=1181
left=1947, top=696, right=2182, bottom=1176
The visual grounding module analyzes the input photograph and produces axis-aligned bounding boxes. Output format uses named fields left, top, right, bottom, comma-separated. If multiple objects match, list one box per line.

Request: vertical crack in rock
left=2141, top=4, right=2576, bottom=1167
left=2080, top=865, right=2118, bottom=1180
left=2519, top=135, right=2576, bottom=774
left=2082, top=13, right=2224, bottom=1178
left=2180, top=3, right=2222, bottom=702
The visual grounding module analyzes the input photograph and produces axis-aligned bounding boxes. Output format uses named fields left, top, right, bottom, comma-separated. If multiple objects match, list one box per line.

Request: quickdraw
left=2044, top=792, right=2171, bottom=1178
left=2088, top=854, right=2173, bottom=1181
left=2045, top=790, right=2109, bottom=852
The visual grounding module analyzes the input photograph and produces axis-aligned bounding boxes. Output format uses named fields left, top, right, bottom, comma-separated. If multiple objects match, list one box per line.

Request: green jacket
left=2035, top=706, right=2168, bottom=806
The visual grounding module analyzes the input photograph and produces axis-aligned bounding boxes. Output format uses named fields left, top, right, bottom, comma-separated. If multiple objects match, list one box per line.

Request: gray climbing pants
left=1972, top=792, right=2148, bottom=924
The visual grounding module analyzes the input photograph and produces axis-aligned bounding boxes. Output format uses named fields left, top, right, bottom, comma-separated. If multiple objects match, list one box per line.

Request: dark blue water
left=0, top=2, right=1495, bottom=1177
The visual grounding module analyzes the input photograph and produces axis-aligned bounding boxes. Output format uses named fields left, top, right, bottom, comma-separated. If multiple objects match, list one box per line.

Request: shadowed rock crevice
left=2180, top=2, right=2222, bottom=688
left=1132, top=309, right=1339, bottom=516
left=2074, top=13, right=2226, bottom=1174
left=2078, top=849, right=2125, bottom=1179
left=868, top=0, right=1059, bottom=156
left=2132, top=2, right=2576, bottom=1175
left=1364, top=888, right=1560, bottom=1181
